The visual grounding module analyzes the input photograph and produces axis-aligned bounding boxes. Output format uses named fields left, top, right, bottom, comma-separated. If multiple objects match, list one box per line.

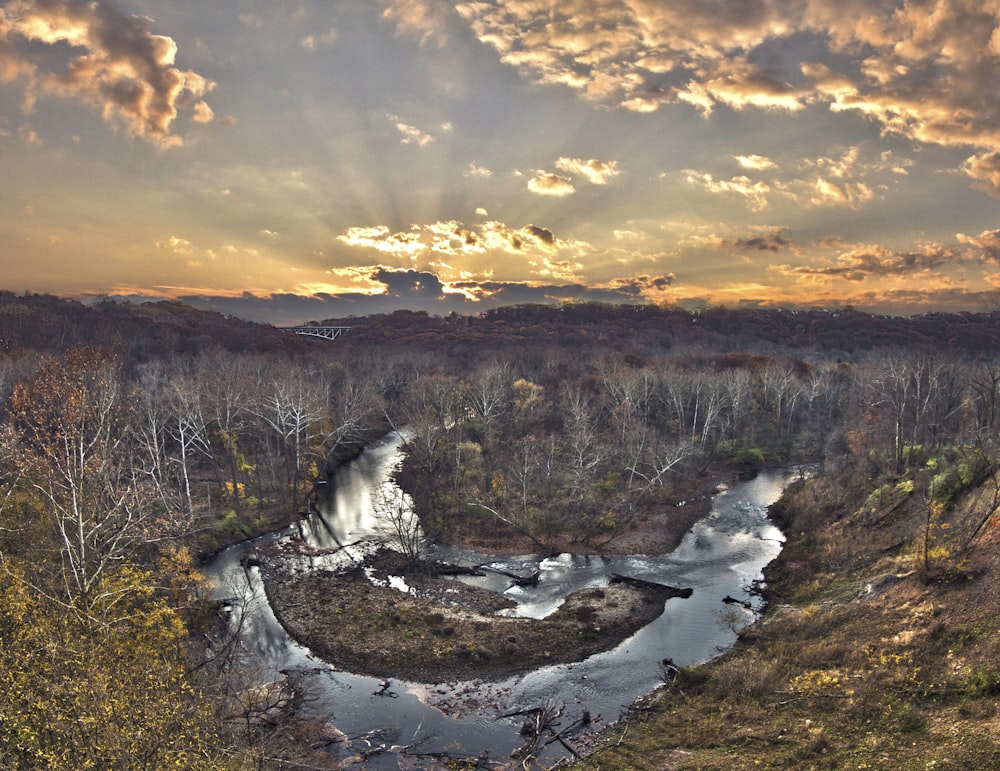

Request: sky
left=3, top=0, right=1000, bottom=325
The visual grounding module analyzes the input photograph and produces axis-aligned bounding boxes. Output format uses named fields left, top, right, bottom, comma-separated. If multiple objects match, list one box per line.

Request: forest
left=1, top=291, right=1000, bottom=768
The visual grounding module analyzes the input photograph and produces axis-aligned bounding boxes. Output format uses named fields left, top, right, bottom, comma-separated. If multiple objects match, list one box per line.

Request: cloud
left=962, top=152, right=1000, bottom=198
left=555, top=157, right=620, bottom=184
left=684, top=170, right=770, bottom=211
left=957, top=228, right=1000, bottom=264
left=337, top=219, right=571, bottom=265
left=774, top=242, right=957, bottom=282
left=528, top=170, right=576, bottom=196
left=338, top=225, right=427, bottom=257
left=735, top=154, right=777, bottom=171
left=717, top=227, right=799, bottom=255
left=372, top=267, right=445, bottom=299
left=453, top=0, right=1000, bottom=177
left=808, top=177, right=874, bottom=209
left=381, top=0, right=455, bottom=48
left=147, top=267, right=682, bottom=325
left=155, top=235, right=194, bottom=254
left=388, top=113, right=435, bottom=146
left=464, top=161, right=493, bottom=177
left=0, top=0, right=214, bottom=146
left=301, top=27, right=338, bottom=50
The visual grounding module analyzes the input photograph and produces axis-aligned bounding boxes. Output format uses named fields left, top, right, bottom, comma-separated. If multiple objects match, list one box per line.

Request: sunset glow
left=3, top=0, right=1000, bottom=323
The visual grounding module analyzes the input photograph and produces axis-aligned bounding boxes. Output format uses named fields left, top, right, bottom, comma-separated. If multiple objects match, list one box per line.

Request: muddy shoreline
left=259, top=549, right=689, bottom=682
left=256, top=468, right=738, bottom=683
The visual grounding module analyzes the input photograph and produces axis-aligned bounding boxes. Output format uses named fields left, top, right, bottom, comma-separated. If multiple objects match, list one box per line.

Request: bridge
left=279, top=325, right=351, bottom=341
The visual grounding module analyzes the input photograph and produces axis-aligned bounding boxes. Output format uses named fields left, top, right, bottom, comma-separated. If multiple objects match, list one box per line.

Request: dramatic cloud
left=454, top=0, right=1000, bottom=169
left=9, top=2, right=1000, bottom=322
left=337, top=219, right=576, bottom=273
left=0, top=0, right=214, bottom=145
left=164, top=266, right=682, bottom=325
left=372, top=267, right=445, bottom=299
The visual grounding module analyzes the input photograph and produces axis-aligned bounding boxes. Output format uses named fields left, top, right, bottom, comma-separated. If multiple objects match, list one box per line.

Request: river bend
left=204, top=434, right=800, bottom=768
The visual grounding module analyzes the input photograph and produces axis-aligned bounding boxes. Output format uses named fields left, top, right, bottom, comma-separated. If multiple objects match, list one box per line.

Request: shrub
left=966, top=665, right=1000, bottom=697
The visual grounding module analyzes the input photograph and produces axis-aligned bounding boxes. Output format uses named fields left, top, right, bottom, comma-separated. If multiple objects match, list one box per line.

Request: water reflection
left=204, top=433, right=803, bottom=768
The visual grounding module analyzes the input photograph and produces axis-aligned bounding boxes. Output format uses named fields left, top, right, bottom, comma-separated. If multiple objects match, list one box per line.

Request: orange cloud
left=0, top=0, right=214, bottom=146
left=451, top=0, right=1000, bottom=183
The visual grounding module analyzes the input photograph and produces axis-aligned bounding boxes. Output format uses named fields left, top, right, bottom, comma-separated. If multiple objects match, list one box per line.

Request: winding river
left=204, top=434, right=802, bottom=768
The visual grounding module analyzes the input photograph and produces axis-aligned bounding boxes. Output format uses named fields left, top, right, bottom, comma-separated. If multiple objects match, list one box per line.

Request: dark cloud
left=524, top=224, right=555, bottom=245
left=607, top=275, right=675, bottom=295
left=372, top=268, right=445, bottom=299
left=729, top=230, right=792, bottom=253
left=778, top=244, right=956, bottom=282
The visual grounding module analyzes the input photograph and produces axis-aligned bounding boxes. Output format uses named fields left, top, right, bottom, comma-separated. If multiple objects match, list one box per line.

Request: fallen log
left=480, top=565, right=541, bottom=586
left=610, top=573, right=693, bottom=599
left=426, top=561, right=485, bottom=577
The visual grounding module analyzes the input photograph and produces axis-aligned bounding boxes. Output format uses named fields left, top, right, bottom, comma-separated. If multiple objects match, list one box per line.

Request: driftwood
left=427, top=561, right=485, bottom=577
left=479, top=564, right=541, bottom=586
left=610, top=573, right=693, bottom=599
left=427, top=559, right=541, bottom=586
left=722, top=595, right=753, bottom=609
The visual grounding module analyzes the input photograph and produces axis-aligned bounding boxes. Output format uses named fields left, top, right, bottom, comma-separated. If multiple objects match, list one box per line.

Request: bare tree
left=372, top=485, right=424, bottom=565
left=165, top=371, right=215, bottom=518
left=254, top=370, right=325, bottom=510
left=7, top=348, right=159, bottom=606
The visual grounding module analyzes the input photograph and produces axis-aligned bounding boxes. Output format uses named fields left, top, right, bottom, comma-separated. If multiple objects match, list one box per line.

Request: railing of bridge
left=278, top=326, right=351, bottom=341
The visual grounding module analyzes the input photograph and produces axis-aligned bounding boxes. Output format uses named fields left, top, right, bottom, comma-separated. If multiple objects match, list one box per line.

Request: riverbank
left=258, top=549, right=686, bottom=682
left=255, top=463, right=748, bottom=685
left=192, top=439, right=379, bottom=563
left=572, top=467, right=1000, bottom=769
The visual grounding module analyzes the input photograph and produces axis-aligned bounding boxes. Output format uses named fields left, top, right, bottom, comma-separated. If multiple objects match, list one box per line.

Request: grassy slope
left=574, top=467, right=1000, bottom=770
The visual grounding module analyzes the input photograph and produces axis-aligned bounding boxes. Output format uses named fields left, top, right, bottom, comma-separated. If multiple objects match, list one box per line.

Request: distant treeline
left=324, top=304, right=1000, bottom=362
left=2, top=291, right=999, bottom=363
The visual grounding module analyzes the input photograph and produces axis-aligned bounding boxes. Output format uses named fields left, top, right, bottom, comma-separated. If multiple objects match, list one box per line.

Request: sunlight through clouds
left=3, top=0, right=1000, bottom=321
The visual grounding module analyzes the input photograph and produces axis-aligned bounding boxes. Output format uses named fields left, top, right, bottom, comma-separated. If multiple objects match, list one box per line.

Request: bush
left=733, top=447, right=766, bottom=467
left=966, top=665, right=1000, bottom=697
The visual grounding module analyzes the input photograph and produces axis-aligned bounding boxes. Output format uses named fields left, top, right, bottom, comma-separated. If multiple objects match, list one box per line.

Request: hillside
left=4, top=292, right=1000, bottom=364
left=0, top=291, right=311, bottom=359
left=3, top=291, right=1000, bottom=768
left=575, top=461, right=1000, bottom=769
left=323, top=304, right=1000, bottom=362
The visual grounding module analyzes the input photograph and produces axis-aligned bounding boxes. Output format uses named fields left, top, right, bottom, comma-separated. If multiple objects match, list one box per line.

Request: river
left=204, top=433, right=802, bottom=768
